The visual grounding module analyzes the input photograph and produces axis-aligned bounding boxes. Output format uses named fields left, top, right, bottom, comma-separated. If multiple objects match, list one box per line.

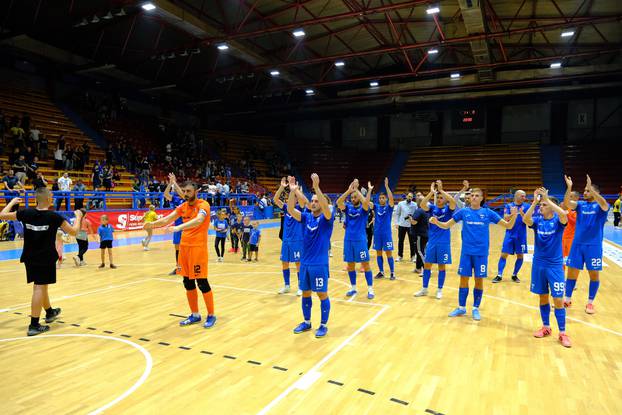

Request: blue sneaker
left=315, top=325, right=328, bottom=338
left=293, top=322, right=312, bottom=334
left=448, top=308, right=466, bottom=318
left=346, top=289, right=357, bottom=297
left=180, top=314, right=201, bottom=326
left=472, top=309, right=481, bottom=321
left=367, top=291, right=375, bottom=300
left=204, top=315, right=217, bottom=328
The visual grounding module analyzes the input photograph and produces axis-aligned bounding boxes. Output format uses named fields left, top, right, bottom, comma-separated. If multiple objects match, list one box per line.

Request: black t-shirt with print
left=16, top=208, right=65, bottom=264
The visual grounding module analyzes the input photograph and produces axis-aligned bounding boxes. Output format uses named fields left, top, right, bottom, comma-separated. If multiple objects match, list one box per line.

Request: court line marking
left=0, top=333, right=153, bottom=415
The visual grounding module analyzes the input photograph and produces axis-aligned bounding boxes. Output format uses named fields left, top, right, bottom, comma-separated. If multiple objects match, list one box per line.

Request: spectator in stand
left=223, top=181, right=230, bottom=206
left=39, top=135, right=49, bottom=160
left=241, top=181, right=249, bottom=193
left=10, top=124, right=25, bottom=149
left=73, top=179, right=87, bottom=210
left=58, top=134, right=66, bottom=150
left=20, top=112, right=30, bottom=132
left=92, top=162, right=102, bottom=190
left=33, top=172, right=47, bottom=190
left=9, top=147, right=21, bottom=166
left=26, top=156, right=39, bottom=183
left=54, top=144, right=64, bottom=170
left=235, top=181, right=242, bottom=193
left=82, top=142, right=90, bottom=165
left=132, top=177, right=146, bottom=209
left=57, top=172, right=73, bottom=211
left=29, top=124, right=40, bottom=151
left=24, top=145, right=35, bottom=164
left=103, top=166, right=113, bottom=191
left=12, top=155, right=28, bottom=185
left=3, top=169, right=24, bottom=208
left=64, top=144, right=74, bottom=171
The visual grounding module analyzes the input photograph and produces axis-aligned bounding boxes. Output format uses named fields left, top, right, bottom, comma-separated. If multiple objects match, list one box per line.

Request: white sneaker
left=278, top=286, right=291, bottom=294
left=414, top=288, right=428, bottom=297
left=329, top=251, right=333, bottom=257
left=411, top=257, right=416, bottom=263
left=296, top=289, right=302, bottom=296
left=73, top=256, right=80, bottom=267
left=435, top=290, right=443, bottom=300
left=80, top=260, right=87, bottom=266
left=143, top=247, right=150, bottom=251
left=395, top=257, right=403, bottom=262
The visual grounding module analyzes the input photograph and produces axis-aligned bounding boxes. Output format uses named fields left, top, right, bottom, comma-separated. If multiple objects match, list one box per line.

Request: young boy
left=240, top=216, right=253, bottom=261
left=142, top=205, right=158, bottom=251
left=98, top=215, right=117, bottom=268
left=213, top=209, right=229, bottom=262
left=249, top=221, right=261, bottom=261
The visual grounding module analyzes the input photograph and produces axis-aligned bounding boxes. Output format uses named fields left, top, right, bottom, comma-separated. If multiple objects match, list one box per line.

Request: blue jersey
left=171, top=193, right=184, bottom=226
left=373, top=203, right=393, bottom=235
left=249, top=228, right=261, bottom=245
left=530, top=214, right=566, bottom=266
left=503, top=202, right=529, bottom=240
left=427, top=203, right=454, bottom=245
left=344, top=202, right=368, bottom=241
left=282, top=203, right=303, bottom=241
left=574, top=200, right=608, bottom=245
left=98, top=224, right=114, bottom=241
left=214, top=219, right=228, bottom=237
left=452, top=207, right=502, bottom=255
left=301, top=211, right=335, bottom=266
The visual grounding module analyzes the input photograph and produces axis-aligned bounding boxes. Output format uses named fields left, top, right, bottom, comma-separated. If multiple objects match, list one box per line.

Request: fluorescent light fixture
left=91, top=15, right=100, bottom=23
left=217, top=43, right=229, bottom=51
left=426, top=6, right=440, bottom=15
left=370, top=81, right=379, bottom=87
left=561, top=30, right=575, bottom=37
left=335, top=61, right=345, bottom=67
left=270, top=70, right=280, bottom=76
left=550, top=62, right=562, bottom=69
left=450, top=73, right=460, bottom=79
left=293, top=29, right=306, bottom=38
left=428, top=48, right=439, bottom=54
left=142, top=3, right=156, bottom=11
left=114, top=8, right=126, bottom=16
left=305, top=89, right=315, bottom=95
left=103, top=12, right=113, bottom=20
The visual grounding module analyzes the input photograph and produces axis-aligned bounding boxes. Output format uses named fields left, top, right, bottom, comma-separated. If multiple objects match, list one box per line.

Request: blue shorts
left=343, top=239, right=370, bottom=263
left=530, top=262, right=565, bottom=297
left=501, top=235, right=528, bottom=255
left=372, top=233, right=393, bottom=251
left=458, top=253, right=488, bottom=277
left=567, top=243, right=603, bottom=271
left=424, top=243, right=451, bottom=264
left=280, top=239, right=302, bottom=263
left=299, top=264, right=329, bottom=292
left=173, top=231, right=182, bottom=245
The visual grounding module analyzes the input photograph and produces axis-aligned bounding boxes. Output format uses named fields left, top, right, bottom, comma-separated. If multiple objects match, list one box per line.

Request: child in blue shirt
left=249, top=221, right=261, bottom=262
left=97, top=214, right=116, bottom=269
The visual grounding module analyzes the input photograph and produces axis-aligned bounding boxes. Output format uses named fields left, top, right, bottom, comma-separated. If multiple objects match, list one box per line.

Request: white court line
left=0, top=333, right=153, bottom=415
left=0, top=279, right=152, bottom=312
left=256, top=305, right=389, bottom=415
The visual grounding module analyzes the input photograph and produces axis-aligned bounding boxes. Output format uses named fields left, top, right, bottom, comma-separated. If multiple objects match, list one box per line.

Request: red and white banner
left=86, top=209, right=174, bottom=231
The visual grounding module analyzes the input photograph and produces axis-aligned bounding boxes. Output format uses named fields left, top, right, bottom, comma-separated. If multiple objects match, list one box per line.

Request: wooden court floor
left=0, top=223, right=621, bottom=415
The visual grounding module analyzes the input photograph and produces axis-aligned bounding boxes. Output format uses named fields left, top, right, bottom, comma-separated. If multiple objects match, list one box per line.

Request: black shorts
left=249, top=244, right=259, bottom=252
left=100, top=240, right=113, bottom=249
left=25, top=263, right=56, bottom=285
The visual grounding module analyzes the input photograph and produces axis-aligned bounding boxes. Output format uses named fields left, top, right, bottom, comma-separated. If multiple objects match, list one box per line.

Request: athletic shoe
left=414, top=288, right=428, bottom=297
left=559, top=333, right=572, bottom=348
left=585, top=303, right=595, bottom=314
left=241, top=257, right=246, bottom=261
left=45, top=308, right=62, bottom=323
left=411, top=257, right=416, bottom=263
left=98, top=263, right=105, bottom=269
left=296, top=289, right=302, bottom=296
left=27, top=324, right=50, bottom=336
left=110, top=264, right=117, bottom=269
left=511, top=275, right=520, bottom=283
left=73, top=256, right=80, bottom=267
left=204, top=315, right=217, bottom=329
left=278, top=286, right=291, bottom=294
left=141, top=239, right=146, bottom=247
left=395, top=257, right=402, bottom=262
left=80, top=261, right=87, bottom=266
left=315, top=325, right=328, bottom=338
left=169, top=269, right=177, bottom=276
left=435, top=290, right=443, bottom=300
left=329, top=251, right=333, bottom=257
left=293, top=321, right=312, bottom=334
left=374, top=272, right=384, bottom=279
left=143, top=247, right=150, bottom=251
left=563, top=300, right=572, bottom=308
left=492, top=276, right=502, bottom=283
left=472, top=309, right=481, bottom=321
left=346, top=289, right=357, bottom=297
left=534, top=326, right=552, bottom=338
left=448, top=307, right=466, bottom=317
left=180, top=314, right=201, bottom=326
left=389, top=273, right=396, bottom=280
left=415, top=268, right=423, bottom=275
left=367, top=290, right=375, bottom=300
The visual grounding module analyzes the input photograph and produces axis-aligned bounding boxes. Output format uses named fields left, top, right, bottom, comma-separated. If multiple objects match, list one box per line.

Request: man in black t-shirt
left=0, top=188, right=83, bottom=336
left=410, top=204, right=430, bottom=275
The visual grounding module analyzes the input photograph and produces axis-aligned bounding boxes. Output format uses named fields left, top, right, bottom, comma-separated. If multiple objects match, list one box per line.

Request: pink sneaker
left=585, top=303, right=595, bottom=314
left=534, top=326, right=552, bottom=338
left=559, top=333, right=572, bottom=348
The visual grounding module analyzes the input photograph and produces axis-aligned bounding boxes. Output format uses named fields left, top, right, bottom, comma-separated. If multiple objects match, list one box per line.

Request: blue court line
left=0, top=222, right=280, bottom=261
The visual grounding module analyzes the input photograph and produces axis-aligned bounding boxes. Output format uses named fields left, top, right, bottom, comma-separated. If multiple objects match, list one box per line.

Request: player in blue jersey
left=373, top=177, right=395, bottom=280
left=430, top=188, right=518, bottom=321
left=274, top=177, right=305, bottom=296
left=286, top=174, right=334, bottom=338
left=493, top=190, right=529, bottom=283
left=414, top=180, right=457, bottom=300
left=562, top=174, right=609, bottom=315
left=523, top=187, right=571, bottom=347
left=337, top=179, right=375, bottom=300
left=163, top=173, right=185, bottom=275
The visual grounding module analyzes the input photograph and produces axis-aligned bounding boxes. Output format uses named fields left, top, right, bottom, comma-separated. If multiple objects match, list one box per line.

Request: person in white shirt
left=56, top=172, right=73, bottom=211
left=54, top=147, right=64, bottom=170
left=392, top=193, right=416, bottom=262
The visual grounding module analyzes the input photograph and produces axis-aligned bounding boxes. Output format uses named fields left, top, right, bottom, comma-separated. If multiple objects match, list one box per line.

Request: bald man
left=493, top=190, right=530, bottom=283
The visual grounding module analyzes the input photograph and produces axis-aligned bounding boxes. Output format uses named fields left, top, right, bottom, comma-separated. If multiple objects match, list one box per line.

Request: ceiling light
left=426, top=6, right=440, bottom=15
left=305, top=89, right=315, bottom=95
left=179, top=50, right=188, bottom=57
left=74, top=18, right=88, bottom=27
left=142, top=3, right=156, bottom=11
left=550, top=62, right=562, bottom=69
left=167, top=52, right=175, bottom=59
left=293, top=29, right=306, bottom=38
left=217, top=43, right=229, bottom=51
left=91, top=15, right=100, bottom=23
left=370, top=81, right=379, bottom=87
left=335, top=61, right=345, bottom=67
left=114, top=8, right=126, bottom=16
left=270, top=70, right=280, bottom=76
left=428, top=48, right=439, bottom=54
left=450, top=73, right=460, bottom=79
left=561, top=30, right=575, bottom=38
left=102, top=12, right=113, bottom=20
left=190, top=48, right=201, bottom=54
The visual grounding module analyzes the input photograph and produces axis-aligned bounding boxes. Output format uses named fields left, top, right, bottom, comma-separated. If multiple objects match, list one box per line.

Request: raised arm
left=144, top=210, right=180, bottom=230
left=522, top=189, right=540, bottom=227
left=542, top=188, right=568, bottom=224
left=498, top=206, right=518, bottom=229
left=363, top=181, right=373, bottom=211
left=273, top=177, right=286, bottom=209
left=60, top=210, right=84, bottom=236
left=336, top=179, right=356, bottom=211
left=384, top=177, right=394, bottom=207
left=286, top=176, right=302, bottom=221
left=0, top=197, right=20, bottom=220
left=586, top=174, right=609, bottom=212
left=563, top=175, right=577, bottom=211
left=420, top=182, right=435, bottom=212
left=437, top=180, right=456, bottom=210
left=294, top=182, right=310, bottom=209
left=429, top=216, right=456, bottom=229
left=312, top=173, right=331, bottom=220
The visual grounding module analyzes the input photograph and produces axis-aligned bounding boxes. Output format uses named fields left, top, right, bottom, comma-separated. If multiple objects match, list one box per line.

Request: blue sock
left=348, top=270, right=357, bottom=286
left=473, top=288, right=483, bottom=308
left=554, top=307, right=566, bottom=332
left=282, top=269, right=290, bottom=286
left=512, top=259, right=524, bottom=276
left=565, top=278, right=577, bottom=298
left=387, top=257, right=395, bottom=273
left=497, top=257, right=507, bottom=276
left=364, top=270, right=373, bottom=287
left=588, top=280, right=600, bottom=300
left=302, top=296, right=312, bottom=321
left=458, top=287, right=468, bottom=307
left=376, top=256, right=384, bottom=274
left=422, top=269, right=431, bottom=288
left=539, top=303, right=551, bottom=326
left=438, top=270, right=446, bottom=289
left=320, top=298, right=330, bottom=325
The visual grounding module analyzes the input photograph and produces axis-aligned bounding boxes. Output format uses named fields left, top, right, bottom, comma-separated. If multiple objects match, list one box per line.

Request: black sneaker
left=511, top=275, right=521, bottom=283
left=110, top=264, right=117, bottom=269
left=492, top=276, right=502, bottom=283
left=168, top=269, right=177, bottom=276
left=389, top=273, right=396, bottom=280
left=27, top=324, right=50, bottom=336
left=374, top=272, right=384, bottom=279
left=45, top=308, right=62, bottom=323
